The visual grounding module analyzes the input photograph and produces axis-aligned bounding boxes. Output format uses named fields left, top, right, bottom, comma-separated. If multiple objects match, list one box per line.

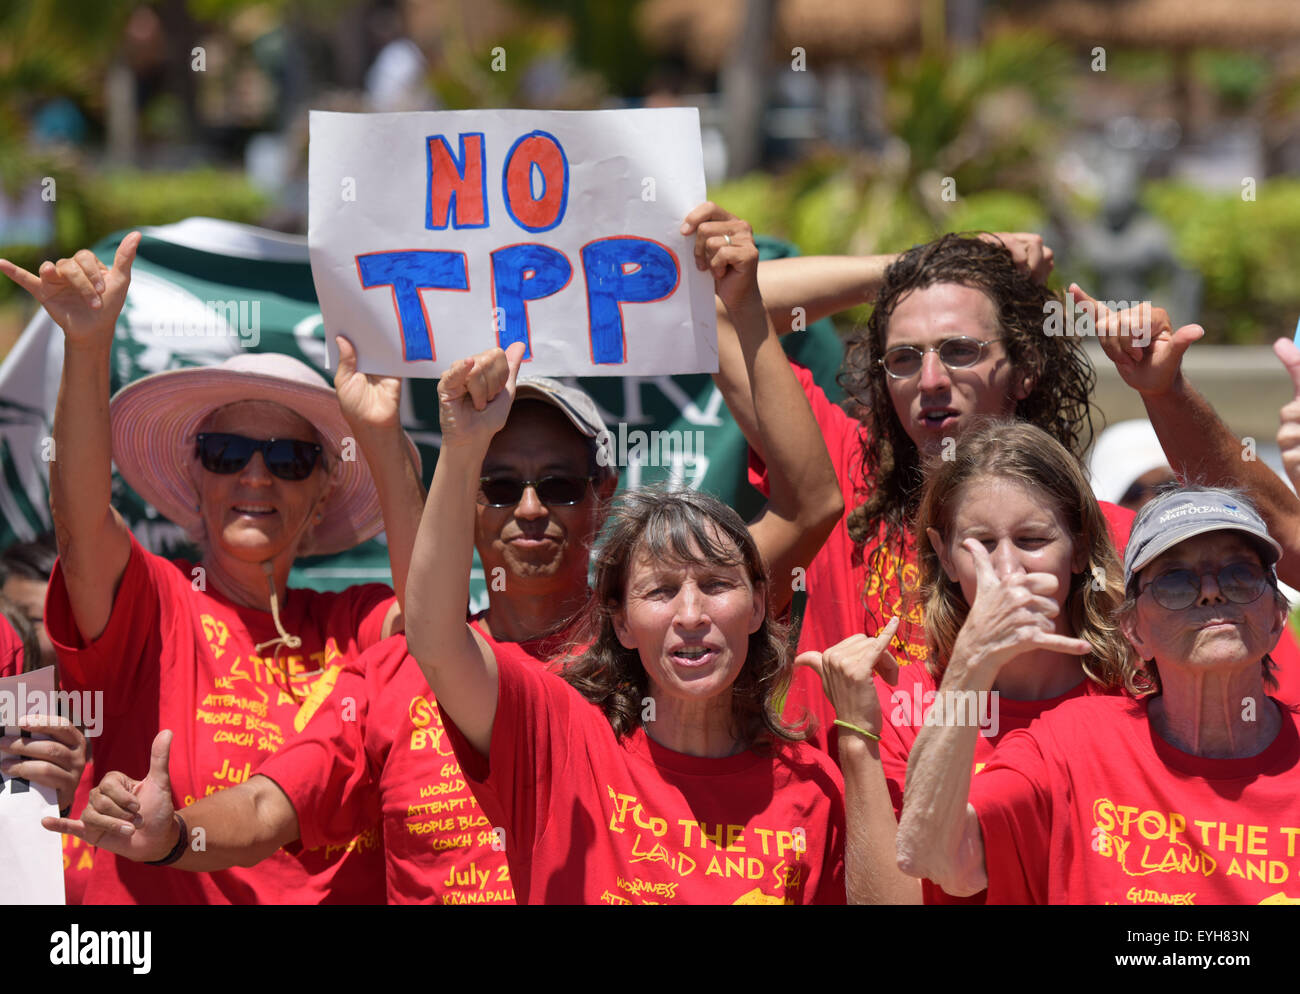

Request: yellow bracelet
left=833, top=718, right=881, bottom=742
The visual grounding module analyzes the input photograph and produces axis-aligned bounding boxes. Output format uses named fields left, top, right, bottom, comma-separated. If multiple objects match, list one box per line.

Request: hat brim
left=109, top=366, right=420, bottom=557
left=1127, top=520, right=1283, bottom=581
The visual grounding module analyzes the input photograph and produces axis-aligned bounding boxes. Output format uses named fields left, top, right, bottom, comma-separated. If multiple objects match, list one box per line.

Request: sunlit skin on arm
left=42, top=730, right=300, bottom=872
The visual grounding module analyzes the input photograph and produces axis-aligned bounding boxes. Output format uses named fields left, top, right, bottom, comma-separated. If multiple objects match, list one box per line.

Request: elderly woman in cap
left=1, top=233, right=431, bottom=904
left=898, top=485, right=1300, bottom=904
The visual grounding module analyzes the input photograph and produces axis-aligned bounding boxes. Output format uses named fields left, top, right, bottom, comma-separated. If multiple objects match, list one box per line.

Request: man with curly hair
left=707, top=215, right=1138, bottom=758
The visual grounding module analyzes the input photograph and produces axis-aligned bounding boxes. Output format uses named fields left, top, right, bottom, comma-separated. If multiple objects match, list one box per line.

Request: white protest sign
left=308, top=108, right=717, bottom=378
left=0, top=667, right=65, bottom=905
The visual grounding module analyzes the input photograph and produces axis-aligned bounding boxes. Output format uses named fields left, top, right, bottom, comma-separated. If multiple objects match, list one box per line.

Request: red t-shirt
left=62, top=759, right=95, bottom=905
left=259, top=619, right=572, bottom=905
left=877, top=669, right=1095, bottom=817
left=875, top=666, right=1107, bottom=905
left=45, top=532, right=391, bottom=904
left=440, top=647, right=847, bottom=905
left=750, top=360, right=1140, bottom=754
left=0, top=613, right=22, bottom=678
left=970, top=694, right=1300, bottom=905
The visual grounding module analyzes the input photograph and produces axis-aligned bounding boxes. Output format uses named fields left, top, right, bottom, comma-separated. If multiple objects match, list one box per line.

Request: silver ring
left=724, top=233, right=732, bottom=246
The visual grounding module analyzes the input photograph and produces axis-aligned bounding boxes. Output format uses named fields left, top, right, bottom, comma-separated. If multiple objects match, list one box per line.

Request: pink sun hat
left=108, top=352, right=420, bottom=557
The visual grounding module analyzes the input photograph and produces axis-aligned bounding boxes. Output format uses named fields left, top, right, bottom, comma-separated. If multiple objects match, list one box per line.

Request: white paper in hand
left=308, top=108, right=717, bottom=378
left=0, top=667, right=65, bottom=905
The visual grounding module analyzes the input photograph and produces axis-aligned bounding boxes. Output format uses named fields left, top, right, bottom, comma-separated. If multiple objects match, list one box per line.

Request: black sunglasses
left=195, top=432, right=323, bottom=482
left=1139, top=562, right=1271, bottom=611
left=478, top=475, right=594, bottom=507
left=878, top=337, right=997, bottom=379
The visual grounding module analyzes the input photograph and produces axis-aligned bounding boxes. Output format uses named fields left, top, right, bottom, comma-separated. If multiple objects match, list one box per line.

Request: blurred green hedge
left=1, top=167, right=267, bottom=305
left=709, top=169, right=1300, bottom=344
left=1144, top=179, right=1300, bottom=344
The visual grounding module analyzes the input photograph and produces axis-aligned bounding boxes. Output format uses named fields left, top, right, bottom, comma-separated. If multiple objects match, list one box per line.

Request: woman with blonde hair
left=898, top=484, right=1299, bottom=904
left=796, top=419, right=1132, bottom=902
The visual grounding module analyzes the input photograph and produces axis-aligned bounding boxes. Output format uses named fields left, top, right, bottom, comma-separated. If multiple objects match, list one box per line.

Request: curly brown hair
left=561, top=486, right=801, bottom=749
left=838, top=234, right=1096, bottom=627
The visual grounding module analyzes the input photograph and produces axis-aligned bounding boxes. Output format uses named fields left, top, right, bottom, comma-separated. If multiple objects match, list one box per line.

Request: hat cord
left=254, top=561, right=302, bottom=695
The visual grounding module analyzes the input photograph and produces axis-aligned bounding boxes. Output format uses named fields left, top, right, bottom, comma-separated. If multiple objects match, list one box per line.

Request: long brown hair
left=562, top=486, right=800, bottom=748
left=913, top=419, right=1134, bottom=691
left=839, top=234, right=1096, bottom=629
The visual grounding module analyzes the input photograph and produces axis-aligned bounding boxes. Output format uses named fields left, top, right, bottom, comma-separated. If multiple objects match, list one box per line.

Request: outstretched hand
left=795, top=617, right=901, bottom=738
left=0, top=232, right=141, bottom=348
left=42, top=729, right=180, bottom=863
left=952, top=539, right=1092, bottom=675
left=1070, top=283, right=1203, bottom=397
left=436, top=342, right=527, bottom=451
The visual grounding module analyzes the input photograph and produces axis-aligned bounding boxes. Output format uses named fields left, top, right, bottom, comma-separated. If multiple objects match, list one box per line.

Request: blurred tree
left=513, top=0, right=654, bottom=97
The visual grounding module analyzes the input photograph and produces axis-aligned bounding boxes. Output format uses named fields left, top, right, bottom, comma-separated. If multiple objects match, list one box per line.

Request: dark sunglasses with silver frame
left=195, top=432, right=323, bottom=482
left=477, top=475, right=595, bottom=508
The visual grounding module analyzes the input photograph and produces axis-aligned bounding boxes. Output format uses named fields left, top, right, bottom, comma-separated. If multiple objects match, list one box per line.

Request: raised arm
left=796, top=619, right=920, bottom=904
left=896, top=541, right=1091, bottom=895
left=1077, top=285, right=1300, bottom=588
left=404, top=343, right=525, bottom=757
left=1, top=236, right=141, bottom=641
left=43, top=730, right=299, bottom=871
left=747, top=232, right=1053, bottom=334
left=333, top=335, right=425, bottom=637
left=683, top=204, right=843, bottom=613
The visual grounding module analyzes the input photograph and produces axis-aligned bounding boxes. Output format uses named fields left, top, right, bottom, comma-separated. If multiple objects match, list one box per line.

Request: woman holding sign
left=404, top=215, right=851, bottom=904
left=1, top=236, right=427, bottom=904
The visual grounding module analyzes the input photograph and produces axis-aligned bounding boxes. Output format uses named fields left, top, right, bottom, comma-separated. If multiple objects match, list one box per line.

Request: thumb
left=793, top=650, right=824, bottom=683
left=148, top=730, right=173, bottom=793
left=112, top=231, right=141, bottom=281
left=334, top=334, right=357, bottom=384
left=1168, top=323, right=1204, bottom=359
left=503, top=341, right=526, bottom=386
left=1275, top=338, right=1300, bottom=400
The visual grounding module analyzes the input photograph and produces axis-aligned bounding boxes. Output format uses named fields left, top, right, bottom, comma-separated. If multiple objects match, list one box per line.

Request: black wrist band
left=145, top=814, right=188, bottom=866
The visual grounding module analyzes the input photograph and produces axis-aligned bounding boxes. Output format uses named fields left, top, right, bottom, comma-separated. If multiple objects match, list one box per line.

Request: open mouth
left=232, top=504, right=277, bottom=518
left=919, top=408, right=959, bottom=429
left=670, top=645, right=718, bottom=667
